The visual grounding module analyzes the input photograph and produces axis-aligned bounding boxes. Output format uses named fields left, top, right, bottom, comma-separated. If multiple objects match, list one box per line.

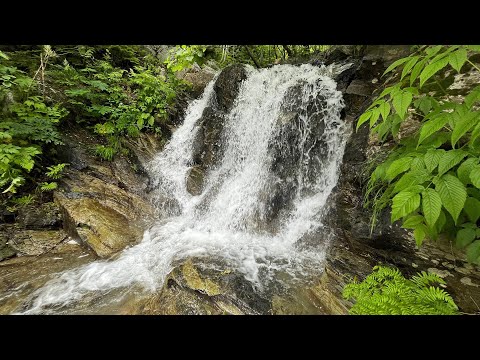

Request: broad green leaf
left=434, top=174, right=467, bottom=223
left=375, top=116, right=392, bottom=141
left=356, top=111, right=372, bottom=130
left=418, top=114, right=450, bottom=147
left=378, top=102, right=391, bottom=121
left=470, top=121, right=480, bottom=146
left=382, top=57, right=411, bottom=76
left=0, top=50, right=9, bottom=60
left=410, top=157, right=426, bottom=172
left=436, top=210, right=446, bottom=233
left=467, top=45, right=480, bottom=52
left=437, top=149, right=467, bottom=175
left=448, top=48, right=468, bottom=73
left=414, top=96, right=432, bottom=115
left=457, top=158, right=478, bottom=185
left=419, top=56, right=449, bottom=88
left=470, top=166, right=480, bottom=188
left=378, top=85, right=396, bottom=99
left=402, top=214, right=424, bottom=229
left=386, top=157, right=413, bottom=181
left=393, top=170, right=430, bottom=194
left=137, top=118, right=144, bottom=129
left=403, top=86, right=420, bottom=95
left=410, top=59, right=426, bottom=86
left=369, top=107, right=381, bottom=127
left=414, top=224, right=427, bottom=247
left=425, top=45, right=443, bottom=57
left=456, top=228, right=476, bottom=248
left=422, top=188, right=442, bottom=227
left=391, top=191, right=421, bottom=222
left=429, top=46, right=457, bottom=64
left=468, top=187, right=480, bottom=198
left=392, top=91, right=412, bottom=119
left=148, top=115, right=155, bottom=126
left=464, top=197, right=480, bottom=223
left=451, top=111, right=479, bottom=147
left=403, top=185, right=425, bottom=194
left=424, top=149, right=445, bottom=173
left=466, top=240, right=480, bottom=264
left=391, top=114, right=403, bottom=137
left=465, top=85, right=480, bottom=108
left=401, top=56, right=419, bottom=80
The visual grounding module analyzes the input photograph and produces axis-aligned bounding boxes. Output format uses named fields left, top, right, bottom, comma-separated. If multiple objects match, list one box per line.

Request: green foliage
left=343, top=265, right=459, bottom=315
left=359, top=45, right=480, bottom=264
left=46, top=45, right=182, bottom=161
left=45, top=163, right=68, bottom=179
left=94, top=145, right=116, bottom=161
left=164, top=45, right=333, bottom=71
left=165, top=45, right=208, bottom=72
left=0, top=52, right=68, bottom=194
left=38, top=181, right=57, bottom=192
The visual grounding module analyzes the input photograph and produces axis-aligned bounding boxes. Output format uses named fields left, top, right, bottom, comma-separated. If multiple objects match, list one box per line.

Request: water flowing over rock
left=17, top=63, right=349, bottom=314
left=4, top=47, right=479, bottom=314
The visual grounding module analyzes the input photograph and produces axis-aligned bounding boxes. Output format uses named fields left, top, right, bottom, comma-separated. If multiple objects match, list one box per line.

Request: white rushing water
left=21, top=64, right=349, bottom=314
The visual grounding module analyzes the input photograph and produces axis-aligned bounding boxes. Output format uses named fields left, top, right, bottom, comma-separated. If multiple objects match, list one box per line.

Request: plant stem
left=467, top=59, right=480, bottom=73
left=434, top=79, right=448, bottom=95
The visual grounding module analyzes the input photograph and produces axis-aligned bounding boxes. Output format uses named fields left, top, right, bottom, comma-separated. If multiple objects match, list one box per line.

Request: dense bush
left=359, top=45, right=480, bottom=264
left=0, top=49, right=68, bottom=195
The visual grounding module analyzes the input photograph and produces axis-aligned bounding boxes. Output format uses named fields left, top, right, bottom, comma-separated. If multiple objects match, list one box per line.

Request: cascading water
left=19, top=63, right=350, bottom=314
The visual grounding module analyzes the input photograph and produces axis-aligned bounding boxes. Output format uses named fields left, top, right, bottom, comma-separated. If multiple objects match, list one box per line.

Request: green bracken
left=343, top=265, right=459, bottom=315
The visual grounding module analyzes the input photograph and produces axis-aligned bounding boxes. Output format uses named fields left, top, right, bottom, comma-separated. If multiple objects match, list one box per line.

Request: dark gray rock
left=17, top=202, right=61, bottom=230
left=186, top=165, right=205, bottom=196
left=213, top=64, right=248, bottom=112
left=190, top=64, right=248, bottom=171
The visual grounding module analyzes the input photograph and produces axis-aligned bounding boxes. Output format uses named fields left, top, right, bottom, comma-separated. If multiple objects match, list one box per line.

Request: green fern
left=38, top=181, right=58, bottom=192
left=94, top=145, right=116, bottom=161
left=343, top=265, right=459, bottom=315
left=45, top=163, right=69, bottom=179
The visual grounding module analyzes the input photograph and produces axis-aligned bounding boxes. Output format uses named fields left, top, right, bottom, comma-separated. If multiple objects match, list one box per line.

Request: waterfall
left=20, top=64, right=349, bottom=314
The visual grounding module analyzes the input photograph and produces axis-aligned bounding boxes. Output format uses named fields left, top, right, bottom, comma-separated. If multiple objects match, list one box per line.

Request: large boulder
left=124, top=258, right=271, bottom=315
left=53, top=126, right=160, bottom=258
left=55, top=171, right=155, bottom=258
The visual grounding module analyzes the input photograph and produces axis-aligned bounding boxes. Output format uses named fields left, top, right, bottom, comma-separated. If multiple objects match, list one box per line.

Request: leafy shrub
left=0, top=50, right=68, bottom=194
left=47, top=46, right=183, bottom=160
left=343, top=265, right=459, bottom=315
left=359, top=45, right=480, bottom=264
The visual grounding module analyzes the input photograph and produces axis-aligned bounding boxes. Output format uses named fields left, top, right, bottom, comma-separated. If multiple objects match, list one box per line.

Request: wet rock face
left=263, top=85, right=331, bottom=226
left=128, top=258, right=272, bottom=315
left=213, top=64, right=248, bottom=112
left=186, top=165, right=205, bottom=196
left=0, top=230, right=16, bottom=262
left=0, top=240, right=95, bottom=314
left=183, top=68, right=216, bottom=98
left=53, top=126, right=160, bottom=258
left=187, top=64, right=248, bottom=191
left=55, top=170, right=156, bottom=258
left=17, top=202, right=62, bottom=230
